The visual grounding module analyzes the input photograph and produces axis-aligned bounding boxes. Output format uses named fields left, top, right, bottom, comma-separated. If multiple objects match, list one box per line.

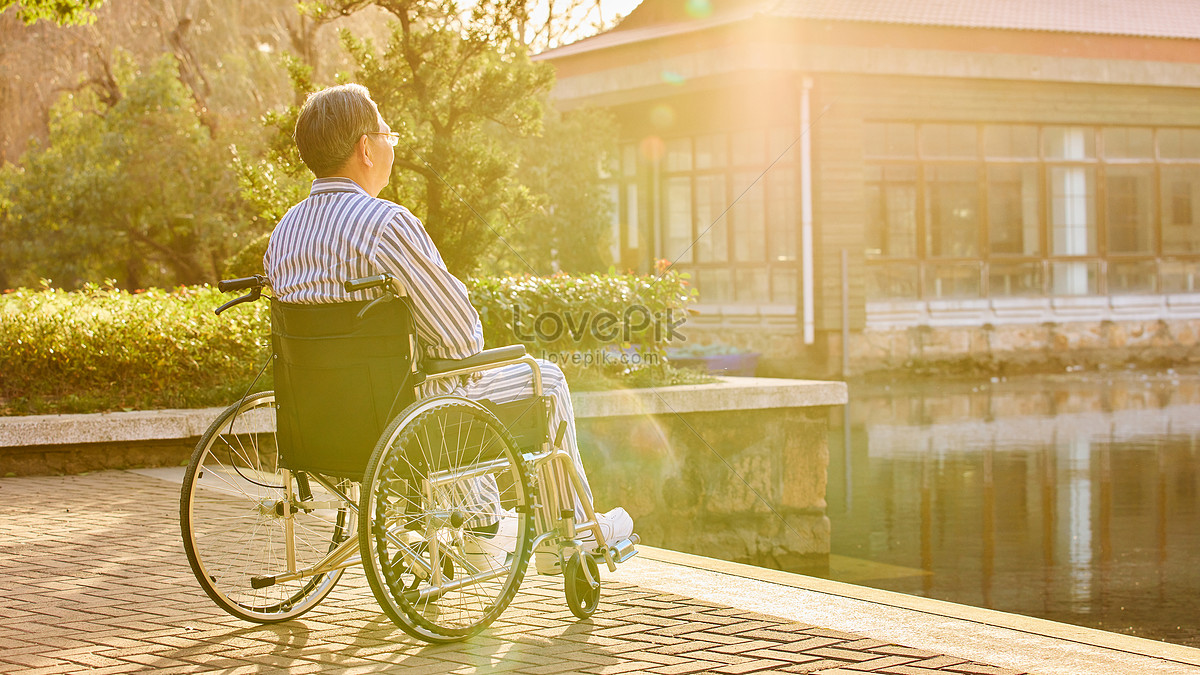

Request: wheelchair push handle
left=214, top=274, right=268, bottom=315
left=343, top=274, right=392, bottom=294
left=218, top=275, right=268, bottom=293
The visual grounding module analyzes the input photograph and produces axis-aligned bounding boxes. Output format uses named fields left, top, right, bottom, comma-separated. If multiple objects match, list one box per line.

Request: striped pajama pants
left=421, top=358, right=594, bottom=526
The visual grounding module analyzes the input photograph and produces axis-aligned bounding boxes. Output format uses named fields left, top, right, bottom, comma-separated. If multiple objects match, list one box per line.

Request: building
left=537, top=0, right=1200, bottom=376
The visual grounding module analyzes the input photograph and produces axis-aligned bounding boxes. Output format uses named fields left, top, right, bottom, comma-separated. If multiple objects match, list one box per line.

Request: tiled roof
left=776, top=0, right=1200, bottom=40
left=539, top=0, right=1200, bottom=60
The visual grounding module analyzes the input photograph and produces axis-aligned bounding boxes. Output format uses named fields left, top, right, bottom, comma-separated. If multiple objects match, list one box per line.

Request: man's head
left=294, top=84, right=395, bottom=196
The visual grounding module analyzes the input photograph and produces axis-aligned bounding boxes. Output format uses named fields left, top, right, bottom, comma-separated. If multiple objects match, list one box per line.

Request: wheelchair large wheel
left=359, top=396, right=535, bottom=643
left=180, top=392, right=353, bottom=623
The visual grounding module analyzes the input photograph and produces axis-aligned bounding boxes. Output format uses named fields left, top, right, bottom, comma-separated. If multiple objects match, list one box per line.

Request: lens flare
left=640, top=136, right=666, bottom=162
left=686, top=0, right=713, bottom=19
left=649, top=104, right=676, bottom=129
left=661, top=70, right=686, bottom=86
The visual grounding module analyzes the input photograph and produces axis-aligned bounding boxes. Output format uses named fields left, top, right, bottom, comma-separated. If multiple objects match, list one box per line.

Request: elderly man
left=263, top=84, right=631, bottom=572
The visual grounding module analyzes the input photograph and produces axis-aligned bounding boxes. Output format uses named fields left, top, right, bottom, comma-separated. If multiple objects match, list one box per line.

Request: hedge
left=0, top=271, right=705, bottom=415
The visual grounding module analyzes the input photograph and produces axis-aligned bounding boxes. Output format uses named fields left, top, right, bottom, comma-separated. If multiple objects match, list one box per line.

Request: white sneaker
left=462, top=510, right=518, bottom=572
left=581, top=507, right=634, bottom=553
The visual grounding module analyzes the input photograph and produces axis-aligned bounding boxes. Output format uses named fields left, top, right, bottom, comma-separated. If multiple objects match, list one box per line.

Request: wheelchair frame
left=180, top=274, right=638, bottom=643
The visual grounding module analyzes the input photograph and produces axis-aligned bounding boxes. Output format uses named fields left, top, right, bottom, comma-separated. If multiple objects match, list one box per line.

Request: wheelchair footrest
left=604, top=534, right=639, bottom=565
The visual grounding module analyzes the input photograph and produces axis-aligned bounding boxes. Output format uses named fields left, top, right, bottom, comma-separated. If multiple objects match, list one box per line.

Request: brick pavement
left=0, top=471, right=1024, bottom=674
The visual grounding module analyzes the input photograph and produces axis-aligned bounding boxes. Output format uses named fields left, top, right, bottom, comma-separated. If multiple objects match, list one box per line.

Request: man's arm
left=374, top=208, right=485, bottom=360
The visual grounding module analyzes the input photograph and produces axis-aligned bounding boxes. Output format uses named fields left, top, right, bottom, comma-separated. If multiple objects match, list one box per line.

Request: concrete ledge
left=0, top=377, right=847, bottom=448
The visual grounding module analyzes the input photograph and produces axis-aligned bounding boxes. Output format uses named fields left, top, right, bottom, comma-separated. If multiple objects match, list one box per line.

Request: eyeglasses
left=371, top=131, right=400, bottom=147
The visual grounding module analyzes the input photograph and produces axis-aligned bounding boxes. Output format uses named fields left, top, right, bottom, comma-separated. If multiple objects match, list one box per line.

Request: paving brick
left=843, top=656, right=920, bottom=671
left=944, top=665, right=1025, bottom=675
left=711, top=658, right=793, bottom=674
left=782, top=660, right=859, bottom=674
left=0, top=470, right=1024, bottom=675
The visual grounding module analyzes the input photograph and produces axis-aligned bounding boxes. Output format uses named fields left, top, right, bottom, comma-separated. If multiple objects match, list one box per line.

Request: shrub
left=0, top=283, right=271, bottom=415
left=0, top=270, right=703, bottom=415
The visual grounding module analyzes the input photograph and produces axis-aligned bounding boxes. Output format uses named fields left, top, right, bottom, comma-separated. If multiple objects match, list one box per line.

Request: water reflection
left=828, top=370, right=1200, bottom=647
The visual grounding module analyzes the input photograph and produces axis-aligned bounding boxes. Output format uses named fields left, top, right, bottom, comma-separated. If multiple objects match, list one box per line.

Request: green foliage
left=0, top=269, right=702, bottom=415
left=223, top=233, right=272, bottom=278
left=0, top=0, right=103, bottom=25
left=0, top=53, right=250, bottom=290
left=512, top=107, right=617, bottom=274
left=0, top=283, right=271, bottom=415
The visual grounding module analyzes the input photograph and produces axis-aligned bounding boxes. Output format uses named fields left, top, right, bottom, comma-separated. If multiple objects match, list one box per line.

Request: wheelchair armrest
left=422, top=344, right=527, bottom=376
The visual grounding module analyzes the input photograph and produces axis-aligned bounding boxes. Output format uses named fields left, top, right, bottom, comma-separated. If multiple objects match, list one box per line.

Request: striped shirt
left=264, top=177, right=484, bottom=360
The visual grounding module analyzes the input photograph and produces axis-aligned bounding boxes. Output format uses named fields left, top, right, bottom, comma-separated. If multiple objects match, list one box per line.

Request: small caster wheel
left=564, top=551, right=600, bottom=619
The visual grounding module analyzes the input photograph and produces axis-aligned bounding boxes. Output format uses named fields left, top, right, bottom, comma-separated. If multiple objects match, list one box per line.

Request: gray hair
left=293, top=84, right=381, bottom=177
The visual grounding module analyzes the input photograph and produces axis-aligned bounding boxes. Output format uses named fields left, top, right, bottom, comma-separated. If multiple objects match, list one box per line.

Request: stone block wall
left=578, top=407, right=831, bottom=575
left=682, top=318, right=1200, bottom=378
left=851, top=318, right=1200, bottom=375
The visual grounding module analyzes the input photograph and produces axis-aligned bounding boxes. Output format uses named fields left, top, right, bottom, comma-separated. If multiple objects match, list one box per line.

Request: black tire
left=180, top=392, right=351, bottom=623
left=564, top=552, right=601, bottom=619
left=359, top=395, right=535, bottom=643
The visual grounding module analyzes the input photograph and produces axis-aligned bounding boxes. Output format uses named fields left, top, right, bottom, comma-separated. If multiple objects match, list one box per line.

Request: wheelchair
left=178, top=273, right=639, bottom=643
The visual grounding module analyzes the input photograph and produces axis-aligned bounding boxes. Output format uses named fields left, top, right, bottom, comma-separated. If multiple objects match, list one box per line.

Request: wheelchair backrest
left=271, top=298, right=416, bottom=479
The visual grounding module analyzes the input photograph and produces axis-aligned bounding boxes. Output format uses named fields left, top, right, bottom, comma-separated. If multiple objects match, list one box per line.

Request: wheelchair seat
left=271, top=298, right=416, bottom=479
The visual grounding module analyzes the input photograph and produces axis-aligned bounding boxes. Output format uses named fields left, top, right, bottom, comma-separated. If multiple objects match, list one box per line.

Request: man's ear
left=358, top=134, right=375, bottom=168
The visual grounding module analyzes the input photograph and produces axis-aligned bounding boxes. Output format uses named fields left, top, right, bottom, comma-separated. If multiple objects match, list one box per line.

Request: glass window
left=1162, top=260, right=1200, bottom=293
left=695, top=133, right=728, bottom=169
left=865, top=165, right=918, bottom=258
left=731, top=171, right=765, bottom=262
left=989, top=262, right=1043, bottom=296
left=664, top=177, right=693, bottom=263
left=735, top=268, right=769, bottom=303
left=1162, top=167, right=1200, bottom=253
left=695, top=268, right=734, bottom=303
left=1051, top=261, right=1099, bottom=295
left=864, top=122, right=917, bottom=158
left=766, top=168, right=797, bottom=261
left=731, top=129, right=765, bottom=166
left=666, top=138, right=692, bottom=172
left=927, top=263, right=982, bottom=298
left=607, top=183, right=621, bottom=261
left=1102, top=127, right=1154, bottom=160
left=1044, top=126, right=1095, bottom=160
left=1109, top=261, right=1157, bottom=294
left=988, top=165, right=1040, bottom=256
left=1159, top=129, right=1200, bottom=160
left=625, top=184, right=639, bottom=250
left=1105, top=166, right=1154, bottom=254
left=925, top=165, right=981, bottom=258
left=768, top=127, right=796, bottom=161
left=694, top=174, right=728, bottom=263
left=920, top=124, right=978, bottom=159
left=772, top=268, right=797, bottom=305
left=984, top=125, right=1039, bottom=159
left=621, top=144, right=638, bottom=177
left=866, top=264, right=919, bottom=299
left=1049, top=166, right=1097, bottom=256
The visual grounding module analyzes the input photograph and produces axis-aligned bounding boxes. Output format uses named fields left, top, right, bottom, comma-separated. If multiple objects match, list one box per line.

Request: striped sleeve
left=374, top=208, right=485, bottom=360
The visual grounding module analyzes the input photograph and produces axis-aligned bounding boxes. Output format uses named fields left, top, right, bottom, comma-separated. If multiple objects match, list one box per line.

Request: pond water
left=825, top=369, right=1200, bottom=648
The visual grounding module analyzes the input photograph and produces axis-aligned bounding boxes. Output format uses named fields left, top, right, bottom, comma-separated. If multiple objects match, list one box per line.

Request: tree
left=0, top=53, right=248, bottom=289
left=0, top=0, right=104, bottom=25
left=514, top=106, right=616, bottom=273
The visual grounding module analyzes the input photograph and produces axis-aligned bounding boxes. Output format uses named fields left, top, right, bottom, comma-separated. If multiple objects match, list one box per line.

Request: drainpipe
left=800, top=76, right=815, bottom=345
